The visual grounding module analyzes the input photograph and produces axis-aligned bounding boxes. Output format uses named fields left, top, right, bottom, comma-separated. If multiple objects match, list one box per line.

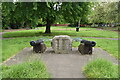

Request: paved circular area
left=2, top=47, right=119, bottom=78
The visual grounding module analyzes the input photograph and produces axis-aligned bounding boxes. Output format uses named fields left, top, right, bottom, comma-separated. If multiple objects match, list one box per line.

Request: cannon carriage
left=78, top=39, right=96, bottom=54
left=30, top=39, right=46, bottom=53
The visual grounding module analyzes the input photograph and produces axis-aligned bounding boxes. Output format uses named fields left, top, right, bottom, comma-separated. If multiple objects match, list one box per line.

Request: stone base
left=52, top=35, right=72, bottom=54
left=78, top=44, right=92, bottom=54
left=33, top=43, right=46, bottom=53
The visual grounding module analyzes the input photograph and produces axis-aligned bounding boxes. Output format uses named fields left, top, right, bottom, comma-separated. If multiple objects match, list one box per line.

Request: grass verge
left=83, top=58, right=119, bottom=78
left=2, top=60, right=50, bottom=78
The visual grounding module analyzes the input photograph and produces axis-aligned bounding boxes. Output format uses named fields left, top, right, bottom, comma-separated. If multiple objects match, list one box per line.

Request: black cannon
left=78, top=39, right=96, bottom=54
left=30, top=39, right=46, bottom=53
left=81, top=40, right=96, bottom=47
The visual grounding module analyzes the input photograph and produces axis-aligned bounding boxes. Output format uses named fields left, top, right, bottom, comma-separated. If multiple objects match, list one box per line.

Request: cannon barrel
left=30, top=41, right=36, bottom=46
left=29, top=39, right=46, bottom=53
left=81, top=40, right=96, bottom=47
left=30, top=39, right=44, bottom=46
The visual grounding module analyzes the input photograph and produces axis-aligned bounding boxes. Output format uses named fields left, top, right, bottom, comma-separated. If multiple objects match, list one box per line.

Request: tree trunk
left=45, top=24, right=51, bottom=33
left=45, top=18, right=51, bottom=33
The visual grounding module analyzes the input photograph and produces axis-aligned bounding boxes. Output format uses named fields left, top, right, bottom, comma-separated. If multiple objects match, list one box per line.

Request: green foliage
left=2, top=2, right=92, bottom=33
left=89, top=2, right=118, bottom=24
left=54, top=15, right=67, bottom=24
left=83, top=58, right=118, bottom=78
left=62, top=2, right=92, bottom=24
left=2, top=2, right=38, bottom=29
left=2, top=61, right=50, bottom=78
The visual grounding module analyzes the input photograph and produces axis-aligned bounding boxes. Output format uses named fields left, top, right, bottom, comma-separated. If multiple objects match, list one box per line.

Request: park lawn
left=2, top=60, right=50, bottom=78
left=2, top=36, right=52, bottom=61
left=3, top=26, right=118, bottom=38
left=2, top=36, right=119, bottom=62
left=83, top=58, right=119, bottom=78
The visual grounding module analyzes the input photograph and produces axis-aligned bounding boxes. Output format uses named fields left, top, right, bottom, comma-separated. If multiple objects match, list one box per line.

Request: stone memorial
left=51, top=35, right=72, bottom=54
left=78, top=39, right=96, bottom=54
left=30, top=39, right=46, bottom=53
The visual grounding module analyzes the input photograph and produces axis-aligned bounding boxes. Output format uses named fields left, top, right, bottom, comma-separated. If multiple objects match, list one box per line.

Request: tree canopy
left=88, top=2, right=119, bottom=25
left=61, top=2, right=92, bottom=25
left=2, top=2, right=92, bottom=33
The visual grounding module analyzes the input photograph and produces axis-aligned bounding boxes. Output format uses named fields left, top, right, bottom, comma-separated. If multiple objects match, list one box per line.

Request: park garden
left=1, top=1, right=120, bottom=79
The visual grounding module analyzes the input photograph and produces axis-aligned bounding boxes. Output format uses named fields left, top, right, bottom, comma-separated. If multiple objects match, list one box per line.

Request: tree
left=105, top=2, right=118, bottom=24
left=2, top=2, right=16, bottom=28
left=37, top=2, right=60, bottom=33
left=2, top=2, right=92, bottom=33
left=88, top=2, right=119, bottom=26
left=61, top=2, right=92, bottom=25
left=2, top=2, right=61, bottom=32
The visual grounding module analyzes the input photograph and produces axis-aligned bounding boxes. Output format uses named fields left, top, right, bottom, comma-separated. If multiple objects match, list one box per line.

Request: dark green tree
left=61, top=2, right=92, bottom=26
left=2, top=2, right=92, bottom=33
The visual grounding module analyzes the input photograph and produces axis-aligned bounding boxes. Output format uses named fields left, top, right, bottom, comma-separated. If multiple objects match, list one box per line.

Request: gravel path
left=0, top=32, right=5, bottom=39
left=2, top=47, right=119, bottom=78
left=82, top=37, right=119, bottom=40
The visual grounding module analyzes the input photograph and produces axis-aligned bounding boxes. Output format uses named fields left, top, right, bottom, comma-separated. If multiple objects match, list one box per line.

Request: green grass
left=2, top=36, right=119, bottom=62
left=3, top=26, right=118, bottom=38
left=2, top=36, right=52, bottom=61
left=83, top=58, right=119, bottom=78
left=2, top=60, right=50, bottom=78
left=2, top=39, right=28, bottom=61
